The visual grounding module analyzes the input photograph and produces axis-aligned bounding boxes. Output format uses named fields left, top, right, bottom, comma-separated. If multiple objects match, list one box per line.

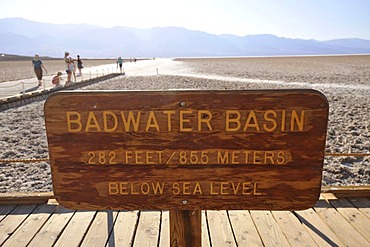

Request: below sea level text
left=106, top=181, right=266, bottom=196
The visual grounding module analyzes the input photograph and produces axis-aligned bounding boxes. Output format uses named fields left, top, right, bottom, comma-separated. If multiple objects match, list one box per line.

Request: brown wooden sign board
left=44, top=90, right=328, bottom=211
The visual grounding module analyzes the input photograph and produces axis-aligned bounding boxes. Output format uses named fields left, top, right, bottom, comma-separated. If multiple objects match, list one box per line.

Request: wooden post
left=170, top=210, right=201, bottom=247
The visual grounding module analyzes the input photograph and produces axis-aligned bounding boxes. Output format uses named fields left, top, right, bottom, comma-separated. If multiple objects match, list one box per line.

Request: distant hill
left=0, top=53, right=32, bottom=61
left=0, top=53, right=60, bottom=61
left=1, top=18, right=370, bottom=58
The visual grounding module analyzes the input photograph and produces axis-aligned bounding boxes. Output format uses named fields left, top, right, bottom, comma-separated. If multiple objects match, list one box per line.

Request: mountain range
left=1, top=18, right=370, bottom=58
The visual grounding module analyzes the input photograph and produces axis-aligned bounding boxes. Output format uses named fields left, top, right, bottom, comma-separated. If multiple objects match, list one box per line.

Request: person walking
left=32, top=54, right=47, bottom=87
left=117, top=57, right=123, bottom=73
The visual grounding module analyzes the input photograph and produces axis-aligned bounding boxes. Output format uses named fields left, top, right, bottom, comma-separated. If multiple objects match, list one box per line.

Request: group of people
left=63, top=52, right=84, bottom=85
left=31, top=52, right=84, bottom=88
left=32, top=53, right=136, bottom=88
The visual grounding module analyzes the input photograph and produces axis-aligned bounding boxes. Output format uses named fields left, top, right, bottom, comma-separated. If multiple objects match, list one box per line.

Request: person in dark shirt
left=77, top=55, right=83, bottom=77
left=32, top=54, right=47, bottom=87
left=117, top=57, right=123, bottom=73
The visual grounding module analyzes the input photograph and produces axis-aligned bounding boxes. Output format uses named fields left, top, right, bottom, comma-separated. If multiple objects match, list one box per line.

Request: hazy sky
left=1, top=0, right=369, bottom=40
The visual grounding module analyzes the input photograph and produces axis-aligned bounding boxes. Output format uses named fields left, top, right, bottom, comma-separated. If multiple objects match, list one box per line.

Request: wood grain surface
left=44, top=90, right=329, bottom=210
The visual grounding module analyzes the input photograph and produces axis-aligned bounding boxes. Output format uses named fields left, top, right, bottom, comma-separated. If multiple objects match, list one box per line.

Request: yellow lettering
left=109, top=181, right=264, bottom=196
left=135, top=151, right=144, bottom=164
left=231, top=182, right=240, bottom=195
left=125, top=151, right=133, bottom=164
left=182, top=182, right=191, bottom=195
left=264, top=151, right=275, bottom=164
left=180, top=110, right=193, bottom=132
left=231, top=151, right=240, bottom=164
left=119, top=182, right=129, bottom=195
left=253, top=182, right=264, bottom=195
left=225, top=110, right=241, bottom=131
left=141, top=182, right=150, bottom=195
left=217, top=151, right=229, bottom=164
left=243, top=151, right=252, bottom=163
left=263, top=110, right=277, bottom=132
left=121, top=111, right=141, bottom=132
left=66, top=111, right=82, bottom=132
left=210, top=182, right=218, bottom=195
left=130, top=183, right=139, bottom=195
left=220, top=182, right=229, bottom=195
left=243, top=111, right=260, bottom=131
left=198, top=110, right=213, bottom=131
left=193, top=182, right=203, bottom=195
left=172, top=182, right=180, bottom=195
left=145, top=111, right=160, bottom=132
left=103, top=111, right=118, bottom=132
left=242, top=182, right=253, bottom=195
left=253, top=151, right=263, bottom=164
left=172, top=182, right=203, bottom=195
left=291, top=110, right=305, bottom=131
left=146, top=151, right=154, bottom=164
left=108, top=182, right=119, bottom=195
left=277, top=151, right=286, bottom=165
left=152, top=182, right=165, bottom=195
left=85, top=111, right=101, bottom=132
left=163, top=110, right=175, bottom=131
left=158, top=151, right=164, bottom=164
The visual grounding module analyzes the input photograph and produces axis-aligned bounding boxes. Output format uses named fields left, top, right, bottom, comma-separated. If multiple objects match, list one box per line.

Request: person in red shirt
left=52, top=72, right=63, bottom=87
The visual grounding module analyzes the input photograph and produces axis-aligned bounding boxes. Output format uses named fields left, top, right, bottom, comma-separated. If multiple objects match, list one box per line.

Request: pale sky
left=1, top=0, right=369, bottom=40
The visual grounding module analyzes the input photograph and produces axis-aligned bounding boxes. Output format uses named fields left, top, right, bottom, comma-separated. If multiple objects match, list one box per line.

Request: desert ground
left=175, top=55, right=370, bottom=85
left=0, top=55, right=369, bottom=193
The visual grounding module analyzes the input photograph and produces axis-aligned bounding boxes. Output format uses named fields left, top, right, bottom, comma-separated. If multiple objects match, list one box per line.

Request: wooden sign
left=44, top=90, right=328, bottom=211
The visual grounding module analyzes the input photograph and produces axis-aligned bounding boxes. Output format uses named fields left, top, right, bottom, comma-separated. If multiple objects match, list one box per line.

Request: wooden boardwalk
left=0, top=193, right=369, bottom=247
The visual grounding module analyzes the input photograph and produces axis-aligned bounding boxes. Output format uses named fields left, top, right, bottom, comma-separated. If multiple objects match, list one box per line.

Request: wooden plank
left=0, top=186, right=366, bottom=204
left=159, top=211, right=170, bottom=247
left=106, top=210, right=139, bottom=247
left=54, top=210, right=96, bottom=247
left=206, top=210, right=237, bottom=247
left=0, top=192, right=53, bottom=205
left=201, top=211, right=211, bottom=247
left=228, top=210, right=264, bottom=246
left=272, top=210, right=317, bottom=246
left=45, top=90, right=328, bottom=211
left=347, top=197, right=370, bottom=220
left=321, top=186, right=370, bottom=198
left=0, top=204, right=37, bottom=245
left=27, top=206, right=74, bottom=247
left=322, top=194, right=370, bottom=241
left=294, top=207, right=343, bottom=246
left=80, top=210, right=118, bottom=247
left=0, top=205, right=17, bottom=222
left=314, top=197, right=369, bottom=246
left=250, top=210, right=290, bottom=246
left=2, top=204, right=56, bottom=247
left=132, top=211, right=161, bottom=247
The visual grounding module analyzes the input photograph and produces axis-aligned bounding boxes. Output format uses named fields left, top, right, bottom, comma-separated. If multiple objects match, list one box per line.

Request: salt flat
left=0, top=55, right=369, bottom=192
